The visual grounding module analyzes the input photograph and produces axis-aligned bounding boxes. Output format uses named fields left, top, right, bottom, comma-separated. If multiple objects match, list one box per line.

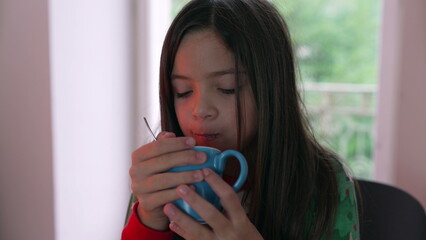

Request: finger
left=175, top=185, right=232, bottom=233
left=137, top=188, right=181, bottom=212
left=163, top=203, right=214, bottom=240
left=202, top=168, right=246, bottom=222
left=133, top=187, right=200, bottom=214
left=132, top=136, right=196, bottom=164
left=157, top=131, right=175, bottom=139
left=129, top=150, right=206, bottom=182
left=142, top=170, right=204, bottom=192
left=142, top=149, right=206, bottom=174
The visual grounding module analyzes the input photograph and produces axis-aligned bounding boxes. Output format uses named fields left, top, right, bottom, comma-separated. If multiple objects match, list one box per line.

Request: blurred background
left=1, top=0, right=425, bottom=239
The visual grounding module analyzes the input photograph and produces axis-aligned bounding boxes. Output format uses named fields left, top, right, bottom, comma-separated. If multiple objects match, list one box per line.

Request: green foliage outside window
left=274, top=0, right=380, bottom=84
left=274, top=0, right=381, bottom=178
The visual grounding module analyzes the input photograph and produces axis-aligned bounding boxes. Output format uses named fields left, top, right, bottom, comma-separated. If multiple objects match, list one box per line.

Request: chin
left=195, top=142, right=228, bottom=151
left=195, top=142, right=218, bottom=149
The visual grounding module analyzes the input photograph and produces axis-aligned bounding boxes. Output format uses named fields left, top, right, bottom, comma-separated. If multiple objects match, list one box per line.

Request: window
left=273, top=0, right=381, bottom=178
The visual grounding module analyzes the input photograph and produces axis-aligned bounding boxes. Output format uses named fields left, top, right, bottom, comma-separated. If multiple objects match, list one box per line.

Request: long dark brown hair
left=159, top=0, right=339, bottom=239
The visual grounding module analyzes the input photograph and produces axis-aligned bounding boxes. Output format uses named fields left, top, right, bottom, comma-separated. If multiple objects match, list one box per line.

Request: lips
left=193, top=133, right=219, bottom=142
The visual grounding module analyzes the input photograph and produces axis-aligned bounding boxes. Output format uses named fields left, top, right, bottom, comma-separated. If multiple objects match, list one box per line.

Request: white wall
left=49, top=0, right=133, bottom=239
left=0, top=0, right=134, bottom=239
left=0, top=0, right=55, bottom=239
left=375, top=0, right=426, bottom=208
left=134, top=1, right=171, bottom=143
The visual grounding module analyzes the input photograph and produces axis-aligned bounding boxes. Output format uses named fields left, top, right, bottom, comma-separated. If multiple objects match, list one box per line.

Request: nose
left=192, top=93, right=218, bottom=120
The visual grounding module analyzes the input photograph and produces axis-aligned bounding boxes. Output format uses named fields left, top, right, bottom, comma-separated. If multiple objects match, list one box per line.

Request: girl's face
left=172, top=29, right=257, bottom=151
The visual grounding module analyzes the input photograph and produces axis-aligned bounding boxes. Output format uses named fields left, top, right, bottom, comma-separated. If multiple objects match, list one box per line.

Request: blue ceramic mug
left=168, top=146, right=248, bottom=223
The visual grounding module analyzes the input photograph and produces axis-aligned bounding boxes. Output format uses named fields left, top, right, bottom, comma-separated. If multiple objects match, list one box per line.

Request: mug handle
left=219, top=150, right=248, bottom=192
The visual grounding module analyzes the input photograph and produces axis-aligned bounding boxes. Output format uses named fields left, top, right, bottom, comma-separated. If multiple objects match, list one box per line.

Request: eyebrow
left=171, top=68, right=237, bottom=81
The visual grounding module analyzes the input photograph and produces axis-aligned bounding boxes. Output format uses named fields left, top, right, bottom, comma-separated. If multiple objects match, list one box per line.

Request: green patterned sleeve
left=329, top=162, right=360, bottom=240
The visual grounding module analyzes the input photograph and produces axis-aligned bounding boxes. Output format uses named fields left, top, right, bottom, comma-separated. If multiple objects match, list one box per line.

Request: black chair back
left=357, top=180, right=426, bottom=239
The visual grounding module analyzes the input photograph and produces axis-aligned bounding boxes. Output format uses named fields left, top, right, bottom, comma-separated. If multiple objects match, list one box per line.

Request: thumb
left=157, top=131, right=176, bottom=139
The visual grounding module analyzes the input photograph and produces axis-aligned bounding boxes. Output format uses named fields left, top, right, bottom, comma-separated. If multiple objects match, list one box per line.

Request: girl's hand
left=163, top=168, right=263, bottom=240
left=129, top=132, right=207, bottom=231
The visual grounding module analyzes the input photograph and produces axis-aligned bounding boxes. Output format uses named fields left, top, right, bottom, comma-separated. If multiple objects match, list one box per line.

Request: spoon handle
left=143, top=117, right=157, bottom=141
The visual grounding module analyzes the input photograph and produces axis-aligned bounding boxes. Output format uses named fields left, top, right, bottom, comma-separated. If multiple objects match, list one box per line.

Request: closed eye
left=176, top=91, right=192, bottom=98
left=219, top=88, right=235, bottom=94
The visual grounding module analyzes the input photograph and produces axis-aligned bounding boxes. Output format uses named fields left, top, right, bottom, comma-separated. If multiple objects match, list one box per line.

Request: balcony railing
left=301, top=82, right=377, bottom=179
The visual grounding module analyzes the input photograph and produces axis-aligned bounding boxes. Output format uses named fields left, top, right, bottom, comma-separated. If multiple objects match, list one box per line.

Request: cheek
left=174, top=99, right=189, bottom=115
left=174, top=102, right=191, bottom=132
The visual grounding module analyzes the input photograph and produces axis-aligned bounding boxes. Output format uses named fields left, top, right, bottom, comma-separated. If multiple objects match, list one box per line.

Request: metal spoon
left=143, top=117, right=157, bottom=141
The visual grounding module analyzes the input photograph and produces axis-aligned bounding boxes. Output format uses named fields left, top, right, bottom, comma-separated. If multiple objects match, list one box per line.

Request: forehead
left=172, top=29, right=235, bottom=75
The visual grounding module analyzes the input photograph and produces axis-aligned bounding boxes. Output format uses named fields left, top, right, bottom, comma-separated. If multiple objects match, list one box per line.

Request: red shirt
left=121, top=202, right=174, bottom=240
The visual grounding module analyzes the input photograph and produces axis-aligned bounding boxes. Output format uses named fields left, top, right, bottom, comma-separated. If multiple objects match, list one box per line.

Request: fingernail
left=196, top=152, right=205, bottom=162
left=177, top=185, right=190, bottom=195
left=170, top=221, right=184, bottom=234
left=186, top=138, right=195, bottom=146
left=158, top=132, right=175, bottom=138
left=164, top=204, right=176, bottom=217
left=164, top=132, right=176, bottom=137
left=202, top=168, right=212, bottom=176
left=193, top=171, right=202, bottom=181
left=158, top=131, right=167, bottom=137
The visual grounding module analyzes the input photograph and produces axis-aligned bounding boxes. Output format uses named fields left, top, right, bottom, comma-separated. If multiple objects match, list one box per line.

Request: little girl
left=122, top=0, right=360, bottom=239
